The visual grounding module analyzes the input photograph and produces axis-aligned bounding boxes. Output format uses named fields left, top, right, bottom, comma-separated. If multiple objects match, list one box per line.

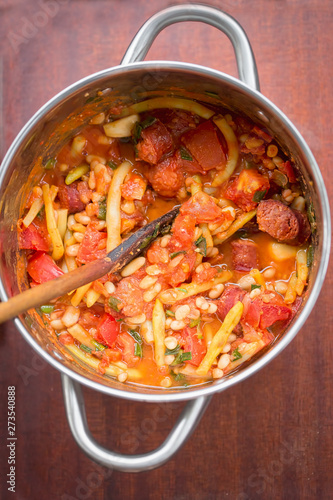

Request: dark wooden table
left=1, top=1, right=332, bottom=499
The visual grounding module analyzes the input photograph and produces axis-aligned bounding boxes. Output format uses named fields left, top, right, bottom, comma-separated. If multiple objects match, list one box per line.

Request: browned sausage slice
left=256, top=200, right=299, bottom=242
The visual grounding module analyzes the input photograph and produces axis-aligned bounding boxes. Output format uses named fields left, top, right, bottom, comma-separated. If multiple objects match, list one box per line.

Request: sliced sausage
left=256, top=200, right=299, bottom=242
left=57, top=180, right=85, bottom=214
left=145, top=153, right=184, bottom=197
left=136, top=119, right=173, bottom=165
left=231, top=239, right=259, bottom=272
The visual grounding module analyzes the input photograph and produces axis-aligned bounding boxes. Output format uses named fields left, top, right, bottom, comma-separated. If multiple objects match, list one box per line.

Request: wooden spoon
left=0, top=207, right=179, bottom=324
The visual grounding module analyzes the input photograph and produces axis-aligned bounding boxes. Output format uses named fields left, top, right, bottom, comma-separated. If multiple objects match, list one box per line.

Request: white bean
left=170, top=320, right=186, bottom=331
left=145, top=265, right=162, bottom=276
left=160, top=235, right=171, bottom=248
left=175, top=305, right=191, bottom=321
left=127, top=313, right=146, bottom=325
left=165, top=355, right=175, bottom=365
left=196, top=297, right=209, bottom=311
left=121, top=257, right=146, bottom=277
left=160, top=377, right=172, bottom=388
left=209, top=284, right=224, bottom=299
left=263, top=267, right=276, bottom=279
left=228, top=333, right=237, bottom=343
left=143, top=283, right=162, bottom=303
left=65, top=244, right=80, bottom=257
left=212, top=368, right=224, bottom=379
left=104, top=281, right=116, bottom=294
left=207, top=302, right=218, bottom=314
left=275, top=281, right=288, bottom=295
left=218, top=353, right=230, bottom=370
left=222, top=343, right=231, bottom=353
left=74, top=212, right=91, bottom=225
left=249, top=288, right=261, bottom=299
left=164, top=336, right=178, bottom=350
left=73, top=232, right=84, bottom=242
left=238, top=274, right=256, bottom=291
left=139, top=276, right=158, bottom=289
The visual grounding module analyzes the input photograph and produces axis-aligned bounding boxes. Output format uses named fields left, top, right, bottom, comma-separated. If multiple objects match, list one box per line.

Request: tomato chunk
left=168, top=214, right=196, bottom=252
left=116, top=332, right=139, bottom=367
left=98, top=313, right=120, bottom=347
left=180, top=191, right=223, bottom=224
left=19, top=220, right=50, bottom=252
left=243, top=291, right=291, bottom=329
left=77, top=222, right=107, bottom=263
left=121, top=174, right=147, bottom=200
left=27, top=252, right=64, bottom=284
left=181, top=327, right=206, bottom=367
left=224, top=169, right=270, bottom=212
left=181, top=121, right=226, bottom=171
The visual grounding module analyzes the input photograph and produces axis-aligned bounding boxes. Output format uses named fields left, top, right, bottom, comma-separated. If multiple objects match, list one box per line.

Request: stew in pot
left=18, top=97, right=313, bottom=388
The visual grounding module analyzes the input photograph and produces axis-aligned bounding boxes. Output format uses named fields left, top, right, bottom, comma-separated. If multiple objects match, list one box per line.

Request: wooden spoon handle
left=0, top=206, right=179, bottom=325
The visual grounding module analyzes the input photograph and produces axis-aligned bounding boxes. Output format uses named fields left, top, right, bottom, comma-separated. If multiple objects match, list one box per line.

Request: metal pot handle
left=61, top=374, right=211, bottom=472
left=61, top=5, right=257, bottom=472
left=121, top=3, right=260, bottom=90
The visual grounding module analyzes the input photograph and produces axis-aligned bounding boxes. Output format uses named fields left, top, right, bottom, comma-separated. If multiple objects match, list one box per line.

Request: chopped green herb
left=44, top=158, right=55, bottom=170
left=170, top=250, right=186, bottom=259
left=165, top=345, right=181, bottom=356
left=251, top=284, right=261, bottom=291
left=91, top=340, right=107, bottom=351
left=175, top=288, right=188, bottom=294
left=80, top=344, right=92, bottom=354
left=172, top=350, right=192, bottom=365
left=134, top=343, right=143, bottom=358
left=252, top=190, right=267, bottom=203
left=195, top=235, right=207, bottom=257
left=128, top=329, right=143, bottom=344
left=133, top=116, right=156, bottom=143
left=307, top=245, right=314, bottom=267
left=170, top=370, right=186, bottom=382
left=40, top=305, right=55, bottom=314
left=190, top=318, right=201, bottom=328
left=116, top=318, right=124, bottom=322
left=180, top=147, right=193, bottom=161
left=165, top=310, right=175, bottom=317
left=160, top=224, right=172, bottom=235
left=97, top=201, right=107, bottom=220
left=232, top=347, right=242, bottom=361
left=107, top=160, right=118, bottom=170
left=307, top=202, right=316, bottom=233
left=139, top=223, right=161, bottom=250
left=108, top=296, right=121, bottom=312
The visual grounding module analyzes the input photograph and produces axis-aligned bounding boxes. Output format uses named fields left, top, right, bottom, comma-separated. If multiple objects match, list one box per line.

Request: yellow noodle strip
left=42, top=184, right=64, bottom=261
left=152, top=298, right=166, bottom=367
left=119, top=97, right=214, bottom=120
left=158, top=270, right=232, bottom=305
left=106, top=161, right=132, bottom=252
left=295, top=250, right=308, bottom=296
left=196, top=301, right=244, bottom=376
left=213, top=210, right=257, bottom=245
left=212, top=116, right=239, bottom=186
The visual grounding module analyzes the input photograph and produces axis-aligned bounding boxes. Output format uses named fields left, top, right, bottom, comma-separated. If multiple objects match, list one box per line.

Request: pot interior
left=0, top=64, right=327, bottom=399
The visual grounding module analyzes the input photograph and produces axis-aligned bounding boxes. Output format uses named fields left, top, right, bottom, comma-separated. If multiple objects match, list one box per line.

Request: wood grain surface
left=0, top=1, right=332, bottom=499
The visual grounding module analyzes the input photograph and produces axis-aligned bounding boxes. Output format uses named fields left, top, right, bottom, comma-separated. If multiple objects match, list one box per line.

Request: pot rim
left=0, top=59, right=330, bottom=403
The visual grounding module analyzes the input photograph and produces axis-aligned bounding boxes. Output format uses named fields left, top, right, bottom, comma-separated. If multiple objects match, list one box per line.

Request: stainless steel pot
left=0, top=5, right=330, bottom=472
